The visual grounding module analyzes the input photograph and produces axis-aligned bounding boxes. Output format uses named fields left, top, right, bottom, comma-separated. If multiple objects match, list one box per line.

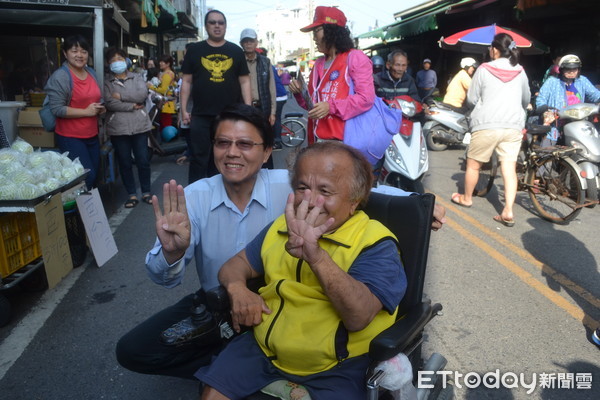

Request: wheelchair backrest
left=362, top=192, right=435, bottom=314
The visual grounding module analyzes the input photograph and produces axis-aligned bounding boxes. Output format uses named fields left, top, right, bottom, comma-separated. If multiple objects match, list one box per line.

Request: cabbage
left=16, top=183, right=43, bottom=199
left=27, top=153, right=48, bottom=169
left=13, top=169, right=36, bottom=185
left=0, top=183, right=19, bottom=200
left=11, top=139, right=34, bottom=154
left=39, top=178, right=62, bottom=193
left=0, top=148, right=86, bottom=200
left=0, top=149, right=23, bottom=165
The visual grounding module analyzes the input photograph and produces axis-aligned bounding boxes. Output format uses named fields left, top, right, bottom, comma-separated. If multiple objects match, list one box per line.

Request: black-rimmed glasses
left=207, top=20, right=226, bottom=26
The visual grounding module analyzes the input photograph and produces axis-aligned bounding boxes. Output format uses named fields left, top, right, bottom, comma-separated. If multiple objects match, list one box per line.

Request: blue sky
left=207, top=0, right=427, bottom=42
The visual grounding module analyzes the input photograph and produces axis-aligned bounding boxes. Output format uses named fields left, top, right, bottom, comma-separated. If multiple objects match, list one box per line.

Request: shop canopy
left=355, top=0, right=485, bottom=41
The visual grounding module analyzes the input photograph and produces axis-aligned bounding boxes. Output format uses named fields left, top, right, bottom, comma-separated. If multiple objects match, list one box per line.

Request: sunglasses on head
left=207, top=20, right=225, bottom=26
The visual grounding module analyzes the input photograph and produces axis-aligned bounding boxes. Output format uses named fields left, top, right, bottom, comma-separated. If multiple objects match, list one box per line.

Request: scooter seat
left=526, top=124, right=551, bottom=135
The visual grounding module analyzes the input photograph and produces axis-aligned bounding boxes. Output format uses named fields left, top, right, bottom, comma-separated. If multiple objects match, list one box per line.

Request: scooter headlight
left=397, top=99, right=416, bottom=117
left=559, top=105, right=596, bottom=120
left=386, top=143, right=407, bottom=171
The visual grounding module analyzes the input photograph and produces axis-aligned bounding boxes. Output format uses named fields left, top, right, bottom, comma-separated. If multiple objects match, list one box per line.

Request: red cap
left=300, top=6, right=347, bottom=32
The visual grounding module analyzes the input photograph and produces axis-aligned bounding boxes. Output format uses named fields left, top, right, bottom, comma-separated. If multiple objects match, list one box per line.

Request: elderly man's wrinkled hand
left=228, top=284, right=271, bottom=333
left=284, top=191, right=333, bottom=265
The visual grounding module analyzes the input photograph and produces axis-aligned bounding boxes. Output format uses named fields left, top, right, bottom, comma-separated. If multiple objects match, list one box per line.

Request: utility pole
left=308, top=0, right=315, bottom=60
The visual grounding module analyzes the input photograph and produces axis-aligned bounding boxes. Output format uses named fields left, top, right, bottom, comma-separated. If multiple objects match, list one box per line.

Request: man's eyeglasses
left=207, top=20, right=226, bottom=26
left=213, top=139, right=264, bottom=151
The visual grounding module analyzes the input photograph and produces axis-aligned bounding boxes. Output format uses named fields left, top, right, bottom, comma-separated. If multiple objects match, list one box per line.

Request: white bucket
left=0, top=101, right=27, bottom=145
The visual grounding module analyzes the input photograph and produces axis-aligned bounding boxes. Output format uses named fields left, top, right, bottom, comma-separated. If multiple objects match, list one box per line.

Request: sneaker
left=593, top=328, right=600, bottom=347
left=273, top=142, right=282, bottom=151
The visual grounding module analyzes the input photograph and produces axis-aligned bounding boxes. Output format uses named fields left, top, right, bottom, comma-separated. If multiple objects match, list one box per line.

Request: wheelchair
left=206, top=192, right=452, bottom=399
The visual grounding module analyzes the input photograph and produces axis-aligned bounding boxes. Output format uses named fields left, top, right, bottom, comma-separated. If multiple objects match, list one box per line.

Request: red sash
left=308, top=52, right=351, bottom=142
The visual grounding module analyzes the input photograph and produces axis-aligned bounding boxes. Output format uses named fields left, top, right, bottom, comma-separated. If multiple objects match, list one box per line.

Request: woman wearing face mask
left=147, top=54, right=177, bottom=131
left=104, top=47, right=153, bottom=208
left=43, top=35, right=104, bottom=189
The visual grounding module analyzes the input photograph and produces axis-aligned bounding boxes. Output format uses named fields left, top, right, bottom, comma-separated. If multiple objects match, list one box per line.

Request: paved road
left=1, top=116, right=599, bottom=399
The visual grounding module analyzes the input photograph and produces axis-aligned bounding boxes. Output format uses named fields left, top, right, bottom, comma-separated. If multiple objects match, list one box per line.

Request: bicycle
left=280, top=112, right=307, bottom=147
left=473, top=125, right=586, bottom=224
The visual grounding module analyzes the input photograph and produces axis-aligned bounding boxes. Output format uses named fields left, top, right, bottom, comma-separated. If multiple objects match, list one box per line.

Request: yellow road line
left=435, top=195, right=599, bottom=329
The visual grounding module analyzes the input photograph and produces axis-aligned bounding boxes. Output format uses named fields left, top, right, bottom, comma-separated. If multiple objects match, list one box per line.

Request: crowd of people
left=39, top=4, right=600, bottom=399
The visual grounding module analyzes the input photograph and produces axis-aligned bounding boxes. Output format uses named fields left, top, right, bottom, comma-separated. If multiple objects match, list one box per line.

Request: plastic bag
left=373, top=353, right=417, bottom=400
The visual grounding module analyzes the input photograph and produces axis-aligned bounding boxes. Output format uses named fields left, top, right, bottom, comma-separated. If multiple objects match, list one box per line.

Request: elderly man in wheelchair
left=196, top=141, right=449, bottom=400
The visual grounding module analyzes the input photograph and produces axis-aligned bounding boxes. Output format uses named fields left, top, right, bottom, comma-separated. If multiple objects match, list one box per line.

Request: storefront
left=0, top=0, right=104, bottom=100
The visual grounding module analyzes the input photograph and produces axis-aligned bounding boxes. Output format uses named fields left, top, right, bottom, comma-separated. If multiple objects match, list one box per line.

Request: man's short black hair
left=211, top=104, right=274, bottom=149
left=205, top=10, right=226, bottom=25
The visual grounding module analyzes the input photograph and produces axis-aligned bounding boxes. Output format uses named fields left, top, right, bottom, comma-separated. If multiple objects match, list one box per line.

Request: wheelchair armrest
left=369, top=301, right=442, bottom=362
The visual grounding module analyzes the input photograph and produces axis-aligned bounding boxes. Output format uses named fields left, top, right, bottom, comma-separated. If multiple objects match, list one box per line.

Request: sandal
left=450, top=193, right=472, bottom=208
left=493, top=215, right=515, bottom=227
left=142, top=194, right=153, bottom=205
left=125, top=197, right=139, bottom=208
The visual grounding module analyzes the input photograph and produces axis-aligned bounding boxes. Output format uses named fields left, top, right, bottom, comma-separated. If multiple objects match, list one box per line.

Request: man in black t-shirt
left=181, top=10, right=251, bottom=184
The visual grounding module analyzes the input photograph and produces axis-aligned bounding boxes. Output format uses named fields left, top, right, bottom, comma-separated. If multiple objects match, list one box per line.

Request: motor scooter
left=146, top=91, right=188, bottom=160
left=422, top=99, right=469, bottom=151
left=377, top=96, right=429, bottom=193
left=558, top=102, right=600, bottom=206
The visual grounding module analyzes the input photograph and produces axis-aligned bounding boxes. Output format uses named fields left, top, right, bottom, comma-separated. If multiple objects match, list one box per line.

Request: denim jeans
left=111, top=132, right=152, bottom=195
left=55, top=134, right=100, bottom=189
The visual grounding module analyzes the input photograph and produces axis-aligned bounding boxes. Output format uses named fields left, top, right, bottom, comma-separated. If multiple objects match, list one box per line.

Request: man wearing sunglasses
left=180, top=10, right=252, bottom=185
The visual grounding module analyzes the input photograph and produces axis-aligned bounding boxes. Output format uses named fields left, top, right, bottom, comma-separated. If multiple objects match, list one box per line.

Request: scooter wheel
left=426, top=124, right=449, bottom=151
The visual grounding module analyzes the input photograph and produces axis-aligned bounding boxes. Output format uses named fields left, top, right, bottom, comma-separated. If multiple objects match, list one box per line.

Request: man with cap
left=180, top=10, right=252, bottom=184
left=416, top=58, right=438, bottom=100
left=239, top=28, right=277, bottom=142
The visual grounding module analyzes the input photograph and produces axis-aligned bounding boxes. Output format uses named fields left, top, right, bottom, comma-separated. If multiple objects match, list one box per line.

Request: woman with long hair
left=104, top=47, right=153, bottom=208
left=288, top=6, right=375, bottom=144
left=44, top=35, right=104, bottom=189
left=147, top=54, right=177, bottom=130
left=451, top=33, right=531, bottom=227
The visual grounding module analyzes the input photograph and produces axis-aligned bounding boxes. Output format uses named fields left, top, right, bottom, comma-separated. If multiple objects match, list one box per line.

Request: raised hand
left=152, top=179, right=191, bottom=264
left=284, top=191, right=334, bottom=265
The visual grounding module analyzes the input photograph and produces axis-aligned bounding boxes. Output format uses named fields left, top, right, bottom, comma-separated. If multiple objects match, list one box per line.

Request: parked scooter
left=147, top=91, right=187, bottom=159
left=558, top=102, right=600, bottom=205
left=423, top=99, right=469, bottom=151
left=377, top=96, right=429, bottom=193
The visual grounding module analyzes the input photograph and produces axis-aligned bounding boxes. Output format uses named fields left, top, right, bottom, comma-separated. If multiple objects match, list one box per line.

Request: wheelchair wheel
left=280, top=118, right=306, bottom=148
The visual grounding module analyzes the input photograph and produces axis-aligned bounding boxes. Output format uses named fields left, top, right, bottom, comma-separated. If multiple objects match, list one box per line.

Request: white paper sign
left=76, top=188, right=118, bottom=267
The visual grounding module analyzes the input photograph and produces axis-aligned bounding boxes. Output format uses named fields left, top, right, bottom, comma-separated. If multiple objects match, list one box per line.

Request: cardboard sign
left=76, top=188, right=118, bottom=267
left=35, top=194, right=73, bottom=289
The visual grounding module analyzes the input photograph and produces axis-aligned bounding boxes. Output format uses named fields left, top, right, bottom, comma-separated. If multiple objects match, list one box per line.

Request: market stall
left=0, top=139, right=89, bottom=327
